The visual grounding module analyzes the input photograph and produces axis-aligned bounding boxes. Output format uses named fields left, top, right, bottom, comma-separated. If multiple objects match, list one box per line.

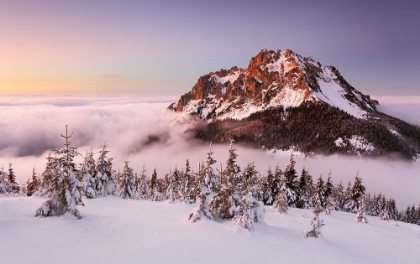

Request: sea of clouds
left=0, top=95, right=419, bottom=209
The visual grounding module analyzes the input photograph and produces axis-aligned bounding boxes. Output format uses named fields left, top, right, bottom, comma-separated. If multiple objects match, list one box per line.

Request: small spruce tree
left=118, top=160, right=136, bottom=199
left=7, top=163, right=20, bottom=194
left=26, top=168, right=41, bottom=197
left=305, top=202, right=325, bottom=238
left=35, top=126, right=84, bottom=219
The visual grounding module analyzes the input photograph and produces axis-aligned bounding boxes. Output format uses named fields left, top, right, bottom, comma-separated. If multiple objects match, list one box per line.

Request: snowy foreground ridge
left=0, top=196, right=419, bottom=264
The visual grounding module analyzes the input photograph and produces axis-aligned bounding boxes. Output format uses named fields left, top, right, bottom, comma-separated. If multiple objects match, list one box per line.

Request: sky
left=1, top=0, right=419, bottom=96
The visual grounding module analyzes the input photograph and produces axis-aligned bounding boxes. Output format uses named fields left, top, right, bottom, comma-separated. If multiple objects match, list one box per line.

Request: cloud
left=373, top=95, right=420, bottom=126
left=0, top=95, right=419, bottom=209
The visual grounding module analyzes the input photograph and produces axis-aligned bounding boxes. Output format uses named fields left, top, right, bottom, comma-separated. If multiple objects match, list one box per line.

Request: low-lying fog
left=0, top=95, right=419, bottom=209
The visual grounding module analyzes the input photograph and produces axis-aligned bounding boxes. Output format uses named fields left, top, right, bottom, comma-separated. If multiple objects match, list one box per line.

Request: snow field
left=1, top=196, right=419, bottom=264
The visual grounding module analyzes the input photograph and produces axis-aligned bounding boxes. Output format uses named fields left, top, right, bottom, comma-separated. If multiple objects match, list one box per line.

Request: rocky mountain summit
left=168, top=49, right=420, bottom=159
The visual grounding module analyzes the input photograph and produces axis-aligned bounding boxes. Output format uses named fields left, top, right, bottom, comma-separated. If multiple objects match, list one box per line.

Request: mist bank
left=0, top=95, right=419, bottom=209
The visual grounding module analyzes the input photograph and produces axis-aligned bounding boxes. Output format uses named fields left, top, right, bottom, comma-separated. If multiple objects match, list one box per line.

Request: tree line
left=0, top=126, right=419, bottom=233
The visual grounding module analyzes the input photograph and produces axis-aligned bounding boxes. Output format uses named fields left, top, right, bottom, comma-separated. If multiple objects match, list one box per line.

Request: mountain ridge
left=168, top=49, right=378, bottom=120
left=168, top=49, right=420, bottom=159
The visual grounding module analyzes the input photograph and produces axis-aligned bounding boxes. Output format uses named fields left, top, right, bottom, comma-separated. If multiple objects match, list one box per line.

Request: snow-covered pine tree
left=313, top=175, right=325, bottom=209
left=204, top=143, right=218, bottom=193
left=35, top=151, right=56, bottom=196
left=224, top=139, right=241, bottom=187
left=234, top=192, right=264, bottom=230
left=355, top=198, right=368, bottom=223
left=7, top=163, right=20, bottom=194
left=305, top=202, right=325, bottom=238
left=386, top=198, right=398, bottom=221
left=241, top=162, right=260, bottom=197
left=273, top=191, right=288, bottom=214
left=166, top=168, right=181, bottom=203
left=26, top=168, right=41, bottom=196
left=209, top=184, right=236, bottom=219
left=209, top=141, right=241, bottom=220
left=343, top=180, right=353, bottom=212
left=325, top=171, right=334, bottom=201
left=81, top=149, right=97, bottom=199
left=150, top=168, right=164, bottom=201
left=118, top=160, right=136, bottom=199
left=261, top=167, right=275, bottom=205
left=150, top=168, right=157, bottom=191
left=297, top=168, right=314, bottom=209
left=136, top=166, right=150, bottom=200
left=188, top=184, right=213, bottom=223
left=182, top=160, right=195, bottom=203
left=151, top=173, right=165, bottom=202
left=35, top=126, right=84, bottom=219
left=0, top=167, right=8, bottom=194
left=346, top=172, right=366, bottom=213
left=281, top=153, right=298, bottom=207
left=95, top=142, right=117, bottom=196
left=332, top=181, right=345, bottom=211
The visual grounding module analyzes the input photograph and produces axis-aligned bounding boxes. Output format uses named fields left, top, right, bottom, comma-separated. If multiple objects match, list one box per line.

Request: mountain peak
left=169, top=48, right=378, bottom=120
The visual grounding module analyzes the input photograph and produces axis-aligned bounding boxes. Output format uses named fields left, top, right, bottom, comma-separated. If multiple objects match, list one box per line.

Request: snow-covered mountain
left=168, top=49, right=420, bottom=159
left=168, top=49, right=378, bottom=120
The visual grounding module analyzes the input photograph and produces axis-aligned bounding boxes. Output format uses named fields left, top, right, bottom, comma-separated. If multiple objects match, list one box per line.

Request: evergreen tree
left=204, top=143, right=218, bottom=193
left=355, top=199, right=368, bottom=223
left=261, top=167, right=275, bottom=205
left=241, top=162, right=259, bottom=194
left=166, top=168, right=181, bottom=203
left=281, top=153, right=298, bottom=207
left=119, top=160, right=135, bottom=199
left=7, top=163, right=20, bottom=194
left=332, top=181, right=345, bottom=211
left=35, top=151, right=56, bottom=197
left=234, top=192, right=264, bottom=230
left=81, top=150, right=97, bottom=198
left=209, top=185, right=236, bottom=219
left=343, top=180, right=354, bottom=212
left=347, top=172, right=366, bottom=213
left=188, top=184, right=213, bottom=223
left=95, top=142, right=117, bottom=196
left=136, top=166, right=150, bottom=200
left=35, top=126, right=84, bottom=219
left=150, top=168, right=157, bottom=191
left=313, top=175, right=325, bottom=208
left=273, top=191, right=288, bottom=214
left=209, top=140, right=241, bottom=220
left=324, top=171, right=334, bottom=201
left=305, top=202, right=325, bottom=238
left=26, top=168, right=41, bottom=197
left=297, top=168, right=314, bottom=209
left=151, top=177, right=166, bottom=202
left=183, top=160, right=195, bottom=203
left=0, top=167, right=8, bottom=194
left=224, top=139, right=241, bottom=187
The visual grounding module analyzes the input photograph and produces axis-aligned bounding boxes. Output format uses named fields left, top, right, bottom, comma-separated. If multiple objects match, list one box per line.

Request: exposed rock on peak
left=168, top=49, right=420, bottom=159
left=168, top=49, right=378, bottom=120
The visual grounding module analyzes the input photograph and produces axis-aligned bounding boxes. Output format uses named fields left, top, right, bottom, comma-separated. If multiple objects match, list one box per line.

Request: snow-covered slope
left=168, top=49, right=378, bottom=120
left=1, top=196, right=419, bottom=264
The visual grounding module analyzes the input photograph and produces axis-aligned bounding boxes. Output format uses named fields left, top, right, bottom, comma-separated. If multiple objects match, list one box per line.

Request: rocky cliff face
left=168, top=49, right=378, bottom=120
left=168, top=49, right=420, bottom=159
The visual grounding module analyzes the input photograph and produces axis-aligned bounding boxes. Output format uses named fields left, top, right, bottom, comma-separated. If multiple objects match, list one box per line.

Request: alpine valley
left=168, top=49, right=420, bottom=159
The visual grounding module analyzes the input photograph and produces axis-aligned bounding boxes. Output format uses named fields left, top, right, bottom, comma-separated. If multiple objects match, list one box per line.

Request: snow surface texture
left=1, top=196, right=419, bottom=264
left=334, top=136, right=375, bottom=154
left=181, top=50, right=369, bottom=121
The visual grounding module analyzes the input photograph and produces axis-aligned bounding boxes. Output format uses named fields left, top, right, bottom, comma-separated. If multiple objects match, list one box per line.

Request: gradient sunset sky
left=1, top=0, right=419, bottom=96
